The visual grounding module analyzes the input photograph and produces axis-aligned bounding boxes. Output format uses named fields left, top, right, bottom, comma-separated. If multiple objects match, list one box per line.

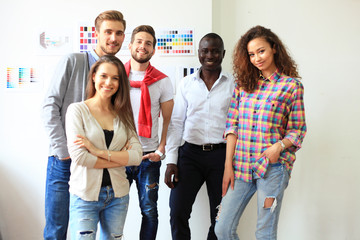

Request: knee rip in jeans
left=215, top=204, right=222, bottom=221
left=78, top=219, right=95, bottom=236
left=263, top=197, right=277, bottom=213
left=146, top=182, right=158, bottom=191
left=79, top=230, right=95, bottom=236
left=112, top=233, right=123, bottom=239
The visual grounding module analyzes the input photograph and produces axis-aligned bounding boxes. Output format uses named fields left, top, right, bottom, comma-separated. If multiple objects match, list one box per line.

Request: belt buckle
left=202, top=144, right=213, bottom=151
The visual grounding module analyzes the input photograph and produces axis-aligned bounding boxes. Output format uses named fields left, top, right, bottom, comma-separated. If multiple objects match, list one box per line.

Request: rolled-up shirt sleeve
left=224, top=87, right=240, bottom=139
left=284, top=81, right=307, bottom=152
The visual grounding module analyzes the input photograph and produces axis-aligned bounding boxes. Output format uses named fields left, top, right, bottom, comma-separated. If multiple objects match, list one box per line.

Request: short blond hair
left=95, top=10, right=126, bottom=31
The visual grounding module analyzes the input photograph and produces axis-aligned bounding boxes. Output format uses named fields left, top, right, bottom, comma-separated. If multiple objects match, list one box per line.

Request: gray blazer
left=42, top=53, right=89, bottom=159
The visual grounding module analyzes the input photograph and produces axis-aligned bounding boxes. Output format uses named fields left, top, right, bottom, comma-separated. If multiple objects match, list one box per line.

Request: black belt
left=186, top=142, right=226, bottom=151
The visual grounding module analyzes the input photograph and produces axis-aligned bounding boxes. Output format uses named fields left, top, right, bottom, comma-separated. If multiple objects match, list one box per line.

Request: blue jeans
left=170, top=142, right=225, bottom=240
left=69, top=187, right=129, bottom=240
left=215, top=163, right=290, bottom=240
left=126, top=158, right=161, bottom=240
left=44, top=156, right=71, bottom=240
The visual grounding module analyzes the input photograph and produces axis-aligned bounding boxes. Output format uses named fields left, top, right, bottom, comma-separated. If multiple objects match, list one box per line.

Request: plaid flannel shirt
left=224, top=69, right=306, bottom=182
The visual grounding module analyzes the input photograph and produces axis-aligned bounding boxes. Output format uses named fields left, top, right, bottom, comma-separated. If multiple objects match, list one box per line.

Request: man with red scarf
left=125, top=25, right=174, bottom=240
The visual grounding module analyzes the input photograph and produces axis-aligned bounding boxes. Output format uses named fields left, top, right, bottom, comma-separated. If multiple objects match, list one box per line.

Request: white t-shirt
left=129, top=70, right=174, bottom=152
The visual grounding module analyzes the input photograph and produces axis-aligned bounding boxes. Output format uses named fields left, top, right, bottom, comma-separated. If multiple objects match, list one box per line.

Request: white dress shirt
left=165, top=68, right=235, bottom=164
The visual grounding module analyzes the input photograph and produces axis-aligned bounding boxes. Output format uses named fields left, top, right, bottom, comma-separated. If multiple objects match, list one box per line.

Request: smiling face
left=95, top=20, right=125, bottom=56
left=93, top=62, right=119, bottom=99
left=129, top=31, right=155, bottom=64
left=198, top=37, right=225, bottom=72
left=247, top=37, right=277, bottom=78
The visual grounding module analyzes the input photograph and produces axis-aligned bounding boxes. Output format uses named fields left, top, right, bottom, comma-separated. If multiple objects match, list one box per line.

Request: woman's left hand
left=74, top=134, right=98, bottom=155
left=258, top=142, right=282, bottom=164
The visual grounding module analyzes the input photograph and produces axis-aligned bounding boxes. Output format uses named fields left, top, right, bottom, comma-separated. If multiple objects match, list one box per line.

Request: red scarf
left=125, top=60, right=167, bottom=138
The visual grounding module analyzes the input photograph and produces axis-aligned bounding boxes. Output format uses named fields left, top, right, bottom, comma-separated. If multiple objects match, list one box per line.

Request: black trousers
left=170, top=142, right=226, bottom=240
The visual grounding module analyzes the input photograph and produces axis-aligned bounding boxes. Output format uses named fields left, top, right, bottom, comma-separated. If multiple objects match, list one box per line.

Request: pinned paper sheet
left=78, top=24, right=97, bottom=52
left=5, top=67, right=40, bottom=90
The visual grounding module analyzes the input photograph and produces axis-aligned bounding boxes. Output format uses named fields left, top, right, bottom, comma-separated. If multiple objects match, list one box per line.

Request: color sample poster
left=78, top=24, right=132, bottom=56
left=5, top=67, right=39, bottom=90
left=79, top=25, right=97, bottom=52
left=36, top=28, right=72, bottom=55
left=179, top=66, right=199, bottom=78
left=156, top=28, right=195, bottom=56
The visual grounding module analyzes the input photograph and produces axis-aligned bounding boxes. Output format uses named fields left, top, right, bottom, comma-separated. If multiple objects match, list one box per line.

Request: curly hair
left=86, top=55, right=136, bottom=135
left=233, top=25, right=300, bottom=92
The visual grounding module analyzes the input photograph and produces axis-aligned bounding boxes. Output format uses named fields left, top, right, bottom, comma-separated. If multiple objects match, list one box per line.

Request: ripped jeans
left=126, top=157, right=161, bottom=240
left=69, top=187, right=129, bottom=240
left=215, top=163, right=289, bottom=240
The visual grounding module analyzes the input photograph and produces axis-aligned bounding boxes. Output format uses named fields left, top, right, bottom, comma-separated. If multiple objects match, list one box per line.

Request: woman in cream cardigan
left=65, top=55, right=142, bottom=239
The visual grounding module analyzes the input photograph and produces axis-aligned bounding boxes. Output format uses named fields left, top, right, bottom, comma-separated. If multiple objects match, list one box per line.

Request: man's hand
left=142, top=152, right=161, bottom=162
left=164, top=163, right=178, bottom=189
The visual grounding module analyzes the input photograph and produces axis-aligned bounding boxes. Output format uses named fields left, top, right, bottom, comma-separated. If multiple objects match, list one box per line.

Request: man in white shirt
left=164, top=33, right=234, bottom=240
left=125, top=25, right=174, bottom=240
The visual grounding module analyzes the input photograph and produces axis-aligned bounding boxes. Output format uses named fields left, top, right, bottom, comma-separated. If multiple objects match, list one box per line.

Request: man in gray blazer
left=42, top=10, right=126, bottom=240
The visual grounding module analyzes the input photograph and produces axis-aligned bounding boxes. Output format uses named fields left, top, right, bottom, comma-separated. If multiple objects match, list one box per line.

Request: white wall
left=0, top=1, right=212, bottom=239
left=1, top=0, right=359, bottom=239
left=214, top=0, right=360, bottom=239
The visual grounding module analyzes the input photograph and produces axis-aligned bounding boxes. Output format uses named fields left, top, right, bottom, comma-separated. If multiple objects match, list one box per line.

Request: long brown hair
left=86, top=55, right=136, bottom=135
left=233, top=25, right=300, bottom=92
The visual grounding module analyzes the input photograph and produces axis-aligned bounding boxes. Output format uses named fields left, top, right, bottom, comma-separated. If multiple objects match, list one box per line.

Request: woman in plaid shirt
left=215, top=26, right=306, bottom=240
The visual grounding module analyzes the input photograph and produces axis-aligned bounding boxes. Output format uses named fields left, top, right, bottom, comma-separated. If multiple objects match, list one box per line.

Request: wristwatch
left=155, top=150, right=166, bottom=160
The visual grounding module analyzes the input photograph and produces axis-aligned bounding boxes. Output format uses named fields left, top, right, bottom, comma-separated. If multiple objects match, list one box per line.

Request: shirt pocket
left=261, top=97, right=286, bottom=128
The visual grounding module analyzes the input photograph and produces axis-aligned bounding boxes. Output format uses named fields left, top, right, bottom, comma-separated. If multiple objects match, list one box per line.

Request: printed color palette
left=181, top=67, right=199, bottom=78
left=37, top=28, right=72, bottom=55
left=156, top=29, right=195, bottom=56
left=6, top=67, right=37, bottom=89
left=79, top=26, right=97, bottom=52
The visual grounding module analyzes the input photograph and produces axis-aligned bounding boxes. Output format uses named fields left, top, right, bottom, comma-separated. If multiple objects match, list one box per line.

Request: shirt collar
left=260, top=68, right=281, bottom=83
left=194, top=67, right=228, bottom=82
left=88, top=49, right=100, bottom=67
left=90, top=48, right=99, bottom=60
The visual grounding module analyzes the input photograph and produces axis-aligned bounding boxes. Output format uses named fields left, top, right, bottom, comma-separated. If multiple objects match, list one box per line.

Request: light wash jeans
left=69, top=187, right=129, bottom=240
left=215, top=162, right=289, bottom=240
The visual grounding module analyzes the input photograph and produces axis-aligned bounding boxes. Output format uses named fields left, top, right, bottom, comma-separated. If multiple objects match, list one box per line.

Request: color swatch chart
left=6, top=67, right=37, bottom=89
left=180, top=67, right=199, bottom=78
left=39, top=31, right=70, bottom=49
left=156, top=29, right=195, bottom=56
left=79, top=26, right=97, bottom=52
